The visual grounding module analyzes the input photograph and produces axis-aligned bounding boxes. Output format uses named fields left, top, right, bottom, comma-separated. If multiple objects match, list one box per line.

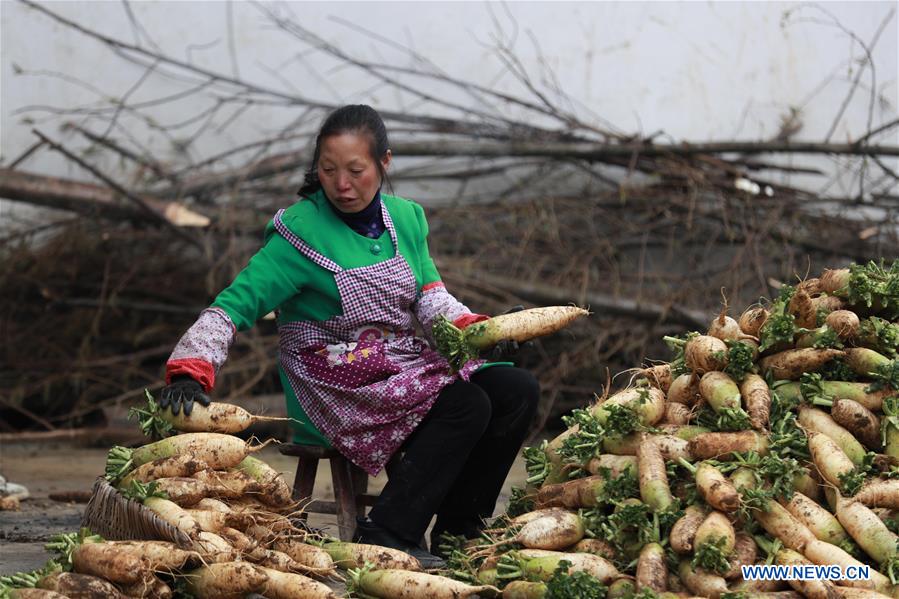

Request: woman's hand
left=159, top=375, right=210, bottom=416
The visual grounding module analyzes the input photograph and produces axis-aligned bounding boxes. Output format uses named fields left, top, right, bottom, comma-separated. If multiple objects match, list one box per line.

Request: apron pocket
left=300, top=340, right=402, bottom=388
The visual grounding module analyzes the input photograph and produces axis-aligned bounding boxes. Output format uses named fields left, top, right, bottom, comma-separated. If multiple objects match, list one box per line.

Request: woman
left=160, top=105, right=539, bottom=567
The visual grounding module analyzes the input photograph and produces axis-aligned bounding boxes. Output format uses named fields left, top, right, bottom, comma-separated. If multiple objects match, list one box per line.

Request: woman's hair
left=297, top=104, right=391, bottom=199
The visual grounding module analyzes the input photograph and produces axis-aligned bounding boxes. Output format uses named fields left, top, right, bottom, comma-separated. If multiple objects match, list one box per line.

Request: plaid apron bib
left=273, top=204, right=484, bottom=475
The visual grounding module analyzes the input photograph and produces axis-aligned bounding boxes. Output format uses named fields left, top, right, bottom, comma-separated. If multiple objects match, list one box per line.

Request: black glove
left=159, top=375, right=210, bottom=416
left=490, top=305, right=531, bottom=360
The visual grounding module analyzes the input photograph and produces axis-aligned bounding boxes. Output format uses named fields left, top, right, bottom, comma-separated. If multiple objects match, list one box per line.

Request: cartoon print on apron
left=273, top=203, right=485, bottom=475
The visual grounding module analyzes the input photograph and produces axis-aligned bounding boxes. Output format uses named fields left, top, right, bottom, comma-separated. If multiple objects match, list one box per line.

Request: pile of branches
left=2, top=1, right=897, bottom=435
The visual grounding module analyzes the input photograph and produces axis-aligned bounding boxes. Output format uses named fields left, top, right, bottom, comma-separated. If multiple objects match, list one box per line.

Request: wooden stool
left=279, top=443, right=393, bottom=541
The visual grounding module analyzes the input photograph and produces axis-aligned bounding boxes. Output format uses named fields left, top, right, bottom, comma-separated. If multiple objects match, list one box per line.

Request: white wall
left=1, top=1, right=897, bottom=215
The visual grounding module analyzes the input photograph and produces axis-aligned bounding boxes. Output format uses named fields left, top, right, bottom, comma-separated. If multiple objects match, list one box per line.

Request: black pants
left=368, top=366, right=540, bottom=545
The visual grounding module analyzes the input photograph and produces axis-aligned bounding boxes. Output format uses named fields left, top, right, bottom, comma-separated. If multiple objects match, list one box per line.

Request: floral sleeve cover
left=164, top=307, right=236, bottom=392
left=413, top=281, right=488, bottom=340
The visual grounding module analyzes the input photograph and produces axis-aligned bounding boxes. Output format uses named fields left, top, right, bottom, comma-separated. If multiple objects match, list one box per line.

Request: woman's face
left=317, top=132, right=391, bottom=214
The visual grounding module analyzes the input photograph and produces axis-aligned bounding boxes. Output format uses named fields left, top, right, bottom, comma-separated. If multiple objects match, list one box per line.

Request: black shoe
left=352, top=517, right=446, bottom=570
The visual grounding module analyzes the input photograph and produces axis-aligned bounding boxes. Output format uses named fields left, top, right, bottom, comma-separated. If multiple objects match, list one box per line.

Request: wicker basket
left=80, top=477, right=192, bottom=547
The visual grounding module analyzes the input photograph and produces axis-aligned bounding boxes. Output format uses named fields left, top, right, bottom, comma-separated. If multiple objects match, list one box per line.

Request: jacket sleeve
left=166, top=228, right=303, bottom=391
left=409, top=203, right=488, bottom=336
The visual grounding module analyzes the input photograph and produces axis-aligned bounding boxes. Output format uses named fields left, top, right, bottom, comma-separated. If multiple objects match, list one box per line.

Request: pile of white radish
left=3, top=394, right=480, bottom=599
left=439, top=261, right=899, bottom=599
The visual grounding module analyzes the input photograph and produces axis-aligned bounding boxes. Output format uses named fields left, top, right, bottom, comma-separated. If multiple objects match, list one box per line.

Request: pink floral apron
left=273, top=205, right=484, bottom=475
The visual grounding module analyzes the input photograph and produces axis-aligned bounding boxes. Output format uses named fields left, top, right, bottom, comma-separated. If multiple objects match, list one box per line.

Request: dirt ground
left=0, top=440, right=531, bottom=576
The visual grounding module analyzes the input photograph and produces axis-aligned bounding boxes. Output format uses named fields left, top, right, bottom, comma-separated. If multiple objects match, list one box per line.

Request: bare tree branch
left=0, top=167, right=209, bottom=226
